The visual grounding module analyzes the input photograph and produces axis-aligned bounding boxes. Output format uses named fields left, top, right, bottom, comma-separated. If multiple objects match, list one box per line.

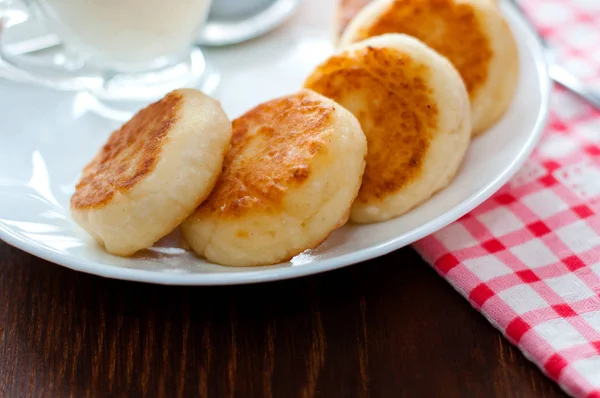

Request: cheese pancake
left=305, top=34, right=471, bottom=222
left=182, top=90, right=367, bottom=267
left=339, top=0, right=518, bottom=135
left=71, top=89, right=232, bottom=256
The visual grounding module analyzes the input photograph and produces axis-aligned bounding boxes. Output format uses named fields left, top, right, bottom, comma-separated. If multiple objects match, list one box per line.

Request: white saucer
left=198, top=0, right=303, bottom=47
left=0, top=0, right=550, bottom=285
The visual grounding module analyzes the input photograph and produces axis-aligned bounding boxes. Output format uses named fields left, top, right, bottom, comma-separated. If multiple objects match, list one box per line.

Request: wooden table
left=0, top=240, right=567, bottom=397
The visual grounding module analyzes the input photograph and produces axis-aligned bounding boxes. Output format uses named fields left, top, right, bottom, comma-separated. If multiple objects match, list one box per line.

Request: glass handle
left=0, top=0, right=101, bottom=91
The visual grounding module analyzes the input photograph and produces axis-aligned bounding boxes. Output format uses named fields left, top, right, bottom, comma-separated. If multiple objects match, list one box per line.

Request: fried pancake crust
left=72, top=91, right=183, bottom=209
left=196, top=91, right=334, bottom=218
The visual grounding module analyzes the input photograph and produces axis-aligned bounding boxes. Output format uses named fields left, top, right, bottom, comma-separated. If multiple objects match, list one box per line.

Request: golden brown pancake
left=350, top=0, right=492, bottom=100
left=306, top=45, right=436, bottom=203
left=71, top=88, right=232, bottom=256
left=340, top=0, right=519, bottom=134
left=182, top=89, right=367, bottom=266
left=305, top=34, right=471, bottom=223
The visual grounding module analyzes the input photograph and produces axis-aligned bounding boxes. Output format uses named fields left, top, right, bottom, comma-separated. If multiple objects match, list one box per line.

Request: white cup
left=0, top=0, right=216, bottom=104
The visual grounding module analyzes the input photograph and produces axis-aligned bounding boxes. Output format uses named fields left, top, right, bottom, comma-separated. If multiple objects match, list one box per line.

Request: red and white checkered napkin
left=413, top=0, right=600, bottom=396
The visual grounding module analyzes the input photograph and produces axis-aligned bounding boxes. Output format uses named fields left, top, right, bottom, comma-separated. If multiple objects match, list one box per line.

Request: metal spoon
left=506, top=0, right=600, bottom=109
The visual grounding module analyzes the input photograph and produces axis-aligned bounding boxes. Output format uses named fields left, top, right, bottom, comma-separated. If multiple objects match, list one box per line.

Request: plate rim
left=0, top=3, right=552, bottom=286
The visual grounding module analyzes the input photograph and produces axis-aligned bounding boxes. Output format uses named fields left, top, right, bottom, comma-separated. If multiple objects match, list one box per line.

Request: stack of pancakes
left=71, top=0, right=519, bottom=267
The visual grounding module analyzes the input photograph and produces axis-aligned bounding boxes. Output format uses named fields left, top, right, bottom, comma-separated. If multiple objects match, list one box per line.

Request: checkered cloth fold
left=413, top=1, right=600, bottom=396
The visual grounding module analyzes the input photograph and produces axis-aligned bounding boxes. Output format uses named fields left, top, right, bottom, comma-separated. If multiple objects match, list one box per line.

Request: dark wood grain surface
left=0, top=240, right=567, bottom=398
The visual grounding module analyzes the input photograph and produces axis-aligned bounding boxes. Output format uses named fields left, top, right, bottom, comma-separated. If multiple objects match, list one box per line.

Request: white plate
left=0, top=0, right=550, bottom=285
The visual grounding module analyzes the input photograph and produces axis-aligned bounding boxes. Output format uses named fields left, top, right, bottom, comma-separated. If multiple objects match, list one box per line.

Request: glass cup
left=0, top=0, right=217, bottom=110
